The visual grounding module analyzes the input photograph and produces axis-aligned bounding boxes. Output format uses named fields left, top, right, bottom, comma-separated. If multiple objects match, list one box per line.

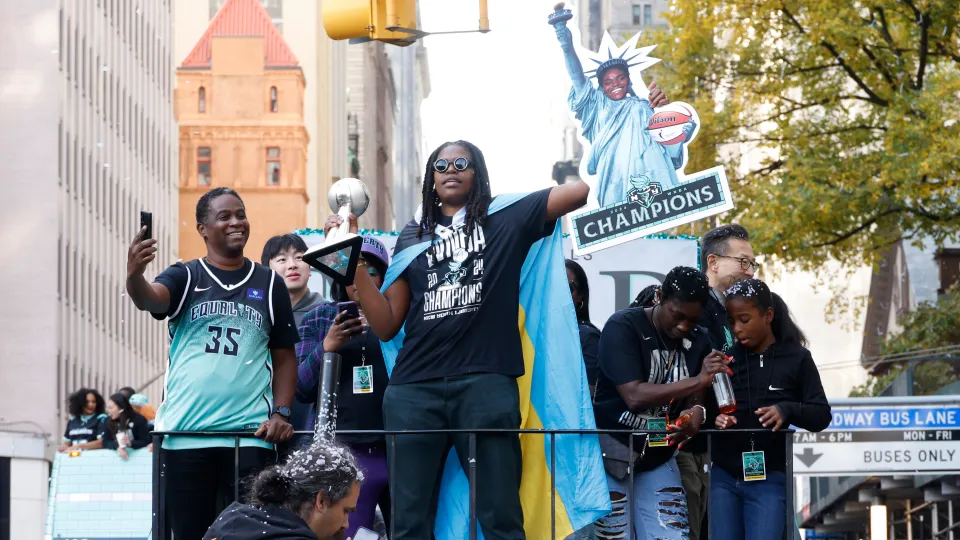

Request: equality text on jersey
left=190, top=300, right=264, bottom=329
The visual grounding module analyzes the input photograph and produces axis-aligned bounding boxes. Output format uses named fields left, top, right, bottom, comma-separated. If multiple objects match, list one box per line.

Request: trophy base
left=303, top=233, right=364, bottom=286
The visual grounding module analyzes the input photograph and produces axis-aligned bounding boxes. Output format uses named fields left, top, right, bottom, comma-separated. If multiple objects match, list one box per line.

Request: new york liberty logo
left=627, top=174, right=662, bottom=208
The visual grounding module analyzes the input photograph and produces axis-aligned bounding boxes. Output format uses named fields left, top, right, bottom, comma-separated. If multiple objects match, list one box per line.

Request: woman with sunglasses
left=295, top=235, right=392, bottom=540
left=333, top=140, right=591, bottom=539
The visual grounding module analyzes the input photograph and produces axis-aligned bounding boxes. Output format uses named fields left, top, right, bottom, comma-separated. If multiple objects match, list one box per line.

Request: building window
left=266, top=147, right=281, bottom=185
left=643, top=4, right=653, bottom=26
left=632, top=4, right=641, bottom=25
left=197, top=147, right=211, bottom=185
left=198, top=86, right=206, bottom=113
left=269, top=86, right=278, bottom=112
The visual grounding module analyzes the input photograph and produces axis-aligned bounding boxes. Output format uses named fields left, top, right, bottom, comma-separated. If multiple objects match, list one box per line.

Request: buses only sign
left=792, top=405, right=960, bottom=476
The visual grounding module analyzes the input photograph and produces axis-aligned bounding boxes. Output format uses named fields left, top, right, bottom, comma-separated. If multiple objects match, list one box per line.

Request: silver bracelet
left=694, top=405, right=707, bottom=422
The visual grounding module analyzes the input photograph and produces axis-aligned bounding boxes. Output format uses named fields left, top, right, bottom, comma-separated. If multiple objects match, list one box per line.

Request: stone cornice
left=180, top=126, right=309, bottom=142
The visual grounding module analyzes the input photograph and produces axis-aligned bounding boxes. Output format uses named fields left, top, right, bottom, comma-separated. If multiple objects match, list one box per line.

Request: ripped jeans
left=592, top=456, right=690, bottom=540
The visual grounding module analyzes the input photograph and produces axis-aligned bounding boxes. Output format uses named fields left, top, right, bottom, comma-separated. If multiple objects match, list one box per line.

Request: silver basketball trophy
left=303, top=178, right=371, bottom=286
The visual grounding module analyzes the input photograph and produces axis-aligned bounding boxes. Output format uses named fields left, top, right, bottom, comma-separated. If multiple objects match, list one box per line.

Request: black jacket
left=203, top=502, right=318, bottom=540
left=100, top=412, right=151, bottom=450
left=711, top=341, right=831, bottom=478
left=700, top=290, right=732, bottom=351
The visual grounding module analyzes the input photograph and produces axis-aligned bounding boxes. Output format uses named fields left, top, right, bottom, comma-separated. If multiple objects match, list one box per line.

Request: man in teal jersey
left=126, top=187, right=299, bottom=539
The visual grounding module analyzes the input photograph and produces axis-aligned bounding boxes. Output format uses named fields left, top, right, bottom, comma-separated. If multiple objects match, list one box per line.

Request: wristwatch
left=272, top=406, right=291, bottom=419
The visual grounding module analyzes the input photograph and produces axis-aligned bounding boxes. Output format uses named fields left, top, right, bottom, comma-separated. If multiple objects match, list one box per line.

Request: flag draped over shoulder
left=379, top=193, right=611, bottom=540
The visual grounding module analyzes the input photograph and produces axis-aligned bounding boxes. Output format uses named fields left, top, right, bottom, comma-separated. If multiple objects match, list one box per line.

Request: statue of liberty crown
left=583, top=31, right=661, bottom=80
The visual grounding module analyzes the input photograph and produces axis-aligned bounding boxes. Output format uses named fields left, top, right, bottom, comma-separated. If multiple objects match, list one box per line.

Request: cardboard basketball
left=647, top=103, right=693, bottom=146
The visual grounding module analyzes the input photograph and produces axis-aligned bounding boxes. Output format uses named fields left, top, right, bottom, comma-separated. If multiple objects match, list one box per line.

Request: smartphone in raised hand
left=140, top=211, right=153, bottom=241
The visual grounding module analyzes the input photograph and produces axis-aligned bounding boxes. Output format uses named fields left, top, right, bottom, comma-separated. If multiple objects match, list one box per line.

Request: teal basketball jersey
left=157, top=259, right=278, bottom=450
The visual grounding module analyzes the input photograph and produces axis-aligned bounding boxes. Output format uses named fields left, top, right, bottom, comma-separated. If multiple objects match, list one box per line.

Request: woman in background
left=566, top=259, right=601, bottom=394
left=59, top=388, right=107, bottom=453
left=100, top=393, right=151, bottom=459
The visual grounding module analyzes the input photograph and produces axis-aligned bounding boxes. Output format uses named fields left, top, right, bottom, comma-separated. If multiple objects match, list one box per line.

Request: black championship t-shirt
left=593, top=307, right=710, bottom=470
left=389, top=189, right=555, bottom=385
left=335, top=329, right=388, bottom=445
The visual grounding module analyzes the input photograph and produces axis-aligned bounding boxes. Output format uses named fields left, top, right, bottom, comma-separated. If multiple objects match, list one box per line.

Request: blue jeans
left=577, top=456, right=689, bottom=540
left=710, top=466, right=786, bottom=540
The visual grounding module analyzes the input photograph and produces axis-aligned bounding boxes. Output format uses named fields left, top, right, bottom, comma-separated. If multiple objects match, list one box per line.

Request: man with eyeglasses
left=682, top=223, right=758, bottom=540
left=700, top=224, right=759, bottom=351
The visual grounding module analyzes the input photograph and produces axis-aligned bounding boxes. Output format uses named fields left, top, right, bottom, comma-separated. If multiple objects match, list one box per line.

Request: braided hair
left=725, top=279, right=808, bottom=347
left=660, top=266, right=711, bottom=305
left=417, top=140, right=492, bottom=240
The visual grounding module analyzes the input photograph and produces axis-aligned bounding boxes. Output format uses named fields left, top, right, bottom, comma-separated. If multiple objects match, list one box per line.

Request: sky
left=417, top=0, right=574, bottom=195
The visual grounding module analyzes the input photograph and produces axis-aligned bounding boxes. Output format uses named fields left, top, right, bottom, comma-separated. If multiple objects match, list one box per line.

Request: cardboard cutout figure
left=550, top=3, right=735, bottom=255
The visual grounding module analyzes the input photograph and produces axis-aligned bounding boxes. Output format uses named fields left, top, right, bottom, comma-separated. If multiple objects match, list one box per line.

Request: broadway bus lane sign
left=792, top=405, right=960, bottom=476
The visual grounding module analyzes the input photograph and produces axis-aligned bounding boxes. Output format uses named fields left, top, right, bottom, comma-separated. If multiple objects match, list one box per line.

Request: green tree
left=649, top=0, right=960, bottom=271
left=849, top=284, right=960, bottom=396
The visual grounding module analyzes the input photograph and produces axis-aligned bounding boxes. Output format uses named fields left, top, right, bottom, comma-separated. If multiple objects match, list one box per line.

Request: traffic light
left=322, top=0, right=420, bottom=46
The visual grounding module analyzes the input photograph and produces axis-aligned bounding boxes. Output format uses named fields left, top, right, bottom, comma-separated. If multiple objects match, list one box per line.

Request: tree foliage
left=650, top=0, right=960, bottom=271
left=849, top=284, right=960, bottom=396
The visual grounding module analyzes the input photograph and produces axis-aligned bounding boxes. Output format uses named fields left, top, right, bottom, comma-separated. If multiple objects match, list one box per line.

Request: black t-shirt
left=389, top=189, right=556, bottom=384
left=593, top=307, right=710, bottom=470
left=153, top=258, right=299, bottom=349
left=579, top=322, right=601, bottom=386
left=335, top=330, right=388, bottom=445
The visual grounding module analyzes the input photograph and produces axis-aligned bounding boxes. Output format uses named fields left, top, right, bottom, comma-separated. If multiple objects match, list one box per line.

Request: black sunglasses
left=433, top=157, right=472, bottom=173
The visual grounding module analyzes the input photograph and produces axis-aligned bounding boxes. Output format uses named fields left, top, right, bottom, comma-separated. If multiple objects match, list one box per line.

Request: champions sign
left=548, top=3, right=735, bottom=255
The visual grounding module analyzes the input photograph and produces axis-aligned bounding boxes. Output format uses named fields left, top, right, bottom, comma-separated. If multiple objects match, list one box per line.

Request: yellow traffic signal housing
left=323, top=0, right=420, bottom=46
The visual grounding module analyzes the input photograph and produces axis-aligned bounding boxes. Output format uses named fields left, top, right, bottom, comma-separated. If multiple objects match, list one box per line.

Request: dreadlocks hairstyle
left=196, top=187, right=243, bottom=224
left=725, top=279, right=808, bottom=347
left=417, top=140, right=492, bottom=240
left=701, top=223, right=750, bottom=270
left=660, top=266, right=711, bottom=306
left=564, top=259, right=592, bottom=325
left=630, top=284, right=661, bottom=308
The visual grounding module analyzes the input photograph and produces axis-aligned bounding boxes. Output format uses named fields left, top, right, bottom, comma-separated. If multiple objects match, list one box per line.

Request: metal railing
left=150, top=428, right=795, bottom=540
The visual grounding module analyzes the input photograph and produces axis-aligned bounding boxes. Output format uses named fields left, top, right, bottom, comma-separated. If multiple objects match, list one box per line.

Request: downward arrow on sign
left=795, top=447, right=823, bottom=467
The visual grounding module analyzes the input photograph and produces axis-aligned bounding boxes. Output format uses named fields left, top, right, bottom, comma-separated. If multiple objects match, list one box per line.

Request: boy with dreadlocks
left=333, top=140, right=592, bottom=539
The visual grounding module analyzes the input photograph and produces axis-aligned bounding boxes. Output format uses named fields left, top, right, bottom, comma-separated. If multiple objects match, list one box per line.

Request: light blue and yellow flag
left=380, top=193, right=611, bottom=540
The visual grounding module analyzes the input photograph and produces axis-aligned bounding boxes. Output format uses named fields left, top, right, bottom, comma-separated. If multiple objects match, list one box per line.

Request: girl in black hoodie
left=711, top=279, right=831, bottom=540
